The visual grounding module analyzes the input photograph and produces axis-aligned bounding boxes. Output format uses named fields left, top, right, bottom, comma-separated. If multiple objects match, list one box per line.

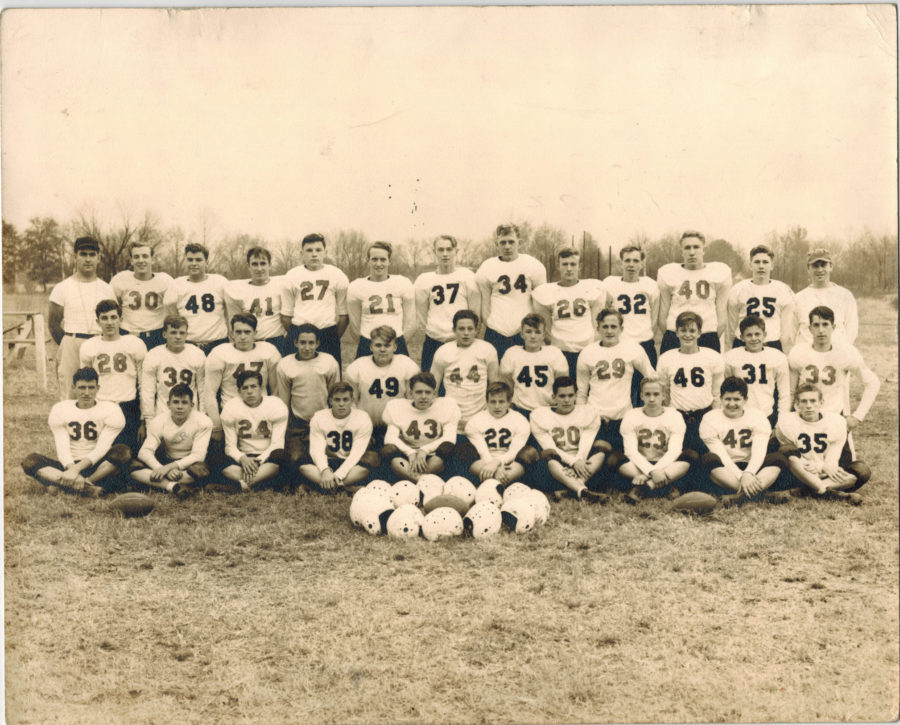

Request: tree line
left=3, top=211, right=896, bottom=297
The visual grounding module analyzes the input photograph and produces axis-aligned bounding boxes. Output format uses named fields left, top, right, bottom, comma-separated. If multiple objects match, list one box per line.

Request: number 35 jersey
left=163, top=274, right=229, bottom=344
left=776, top=411, right=847, bottom=469
left=344, top=354, right=421, bottom=427
left=140, top=343, right=207, bottom=419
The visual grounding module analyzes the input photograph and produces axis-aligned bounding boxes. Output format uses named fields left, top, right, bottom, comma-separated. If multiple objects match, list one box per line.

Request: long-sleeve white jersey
left=776, top=411, right=847, bottom=472
left=619, top=406, right=687, bottom=474
left=475, top=255, right=547, bottom=336
left=603, top=276, right=659, bottom=344
left=723, top=346, right=790, bottom=420
left=413, top=268, right=479, bottom=342
left=576, top=340, right=655, bottom=420
left=727, top=278, right=794, bottom=343
left=347, top=275, right=415, bottom=339
left=656, top=348, right=725, bottom=412
left=499, top=344, right=569, bottom=412
left=223, top=277, right=287, bottom=340
left=163, top=274, right=229, bottom=343
left=658, top=261, right=732, bottom=333
left=432, top=340, right=498, bottom=428
left=203, top=342, right=282, bottom=428
left=140, top=343, right=207, bottom=419
left=344, top=354, right=420, bottom=427
left=79, top=334, right=147, bottom=403
left=308, top=408, right=374, bottom=478
left=532, top=279, right=607, bottom=352
left=281, top=264, right=349, bottom=329
left=793, top=284, right=858, bottom=347
left=530, top=404, right=601, bottom=466
left=788, top=342, right=879, bottom=421
left=110, top=271, right=174, bottom=333
left=383, top=398, right=460, bottom=455
left=221, top=395, right=289, bottom=461
left=138, top=410, right=213, bottom=469
left=699, top=407, right=772, bottom=475
left=464, top=409, right=532, bottom=464
left=48, top=399, right=125, bottom=467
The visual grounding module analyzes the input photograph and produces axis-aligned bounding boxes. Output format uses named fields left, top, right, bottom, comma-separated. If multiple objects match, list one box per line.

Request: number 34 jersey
left=344, top=354, right=421, bottom=427
left=140, top=343, right=207, bottom=419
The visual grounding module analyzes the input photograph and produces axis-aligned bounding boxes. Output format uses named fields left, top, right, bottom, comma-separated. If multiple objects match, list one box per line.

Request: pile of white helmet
left=349, top=476, right=551, bottom=540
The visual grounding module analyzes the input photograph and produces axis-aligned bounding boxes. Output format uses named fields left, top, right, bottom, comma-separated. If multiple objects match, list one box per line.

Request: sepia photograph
left=2, top=5, right=898, bottom=723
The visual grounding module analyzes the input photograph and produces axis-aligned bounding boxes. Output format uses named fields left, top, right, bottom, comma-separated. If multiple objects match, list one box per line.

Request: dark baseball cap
left=74, top=236, right=100, bottom=252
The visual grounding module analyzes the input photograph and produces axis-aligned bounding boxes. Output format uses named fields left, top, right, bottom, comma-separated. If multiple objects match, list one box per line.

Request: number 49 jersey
left=140, top=343, right=207, bottom=419
left=656, top=348, right=725, bottom=412
left=164, top=275, right=229, bottom=344
left=110, top=270, right=174, bottom=334
left=344, top=354, right=421, bottom=427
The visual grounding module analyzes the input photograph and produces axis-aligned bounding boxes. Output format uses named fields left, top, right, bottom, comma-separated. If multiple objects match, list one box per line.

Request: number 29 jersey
left=344, top=354, right=421, bottom=427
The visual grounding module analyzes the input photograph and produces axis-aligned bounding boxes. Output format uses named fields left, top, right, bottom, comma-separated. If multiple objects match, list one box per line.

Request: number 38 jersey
left=48, top=399, right=125, bottom=467
left=79, top=334, right=148, bottom=403
left=309, top=408, right=373, bottom=464
left=603, top=276, right=659, bottom=344
left=657, top=261, right=731, bottom=333
left=140, top=343, right=207, bottom=419
left=382, top=397, right=461, bottom=452
left=499, top=344, right=569, bottom=412
left=344, top=354, right=420, bottom=427
left=776, top=411, right=847, bottom=470
left=110, top=270, right=174, bottom=334
left=220, top=395, right=288, bottom=460
left=475, top=254, right=547, bottom=337
left=347, top=275, right=415, bottom=339
left=656, top=348, right=725, bottom=412
left=163, top=274, right=229, bottom=344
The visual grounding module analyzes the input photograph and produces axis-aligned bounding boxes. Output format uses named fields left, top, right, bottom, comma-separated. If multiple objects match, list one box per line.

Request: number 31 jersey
left=344, top=354, right=421, bottom=427
left=140, top=343, right=207, bottom=419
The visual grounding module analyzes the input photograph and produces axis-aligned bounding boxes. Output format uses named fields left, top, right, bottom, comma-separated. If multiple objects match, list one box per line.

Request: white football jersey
left=281, top=264, right=350, bottom=329
left=776, top=411, right=847, bottom=470
left=221, top=395, right=289, bottom=460
left=48, top=277, right=115, bottom=336
left=139, top=410, right=213, bottom=468
left=727, top=278, right=794, bottom=342
left=530, top=404, right=601, bottom=458
left=723, top=346, right=790, bottom=419
left=620, top=406, right=687, bottom=472
left=788, top=342, right=878, bottom=420
left=140, top=343, right=207, bottom=419
left=204, top=341, right=281, bottom=408
left=656, top=348, right=725, bottom=412
left=657, top=261, right=732, bottom=332
left=475, top=255, right=547, bottom=336
left=274, top=352, right=340, bottom=423
left=309, top=408, right=373, bottom=473
left=224, top=277, right=286, bottom=340
left=699, top=407, right=771, bottom=465
left=383, top=397, right=461, bottom=452
left=348, top=275, right=415, bottom=339
left=794, top=284, right=858, bottom=347
left=163, top=274, right=229, bottom=343
left=414, top=268, right=479, bottom=341
left=576, top=340, right=655, bottom=420
left=48, top=399, right=124, bottom=467
left=79, top=334, right=147, bottom=403
left=603, top=275, right=659, bottom=343
left=532, top=279, right=607, bottom=352
left=499, top=345, right=569, bottom=412
left=344, top=354, right=420, bottom=427
left=433, top=340, right=498, bottom=427
left=464, top=409, right=531, bottom=463
left=111, top=271, right=174, bottom=333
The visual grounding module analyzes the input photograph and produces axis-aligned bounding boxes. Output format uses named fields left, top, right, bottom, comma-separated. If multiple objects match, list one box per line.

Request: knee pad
left=267, top=449, right=289, bottom=466
left=605, top=450, right=625, bottom=470
left=106, top=444, right=133, bottom=468
left=435, top=442, right=455, bottom=461
left=359, top=450, right=381, bottom=470
left=540, top=449, right=561, bottom=463
left=680, top=449, right=700, bottom=466
left=516, top=446, right=540, bottom=466
left=700, top=452, right=722, bottom=470
left=590, top=439, right=612, bottom=455
left=455, top=441, right=478, bottom=463
left=22, top=453, right=53, bottom=478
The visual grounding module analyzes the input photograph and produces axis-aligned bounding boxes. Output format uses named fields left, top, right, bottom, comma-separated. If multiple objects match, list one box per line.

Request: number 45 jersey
left=140, top=343, right=207, bottom=419
left=344, top=354, right=421, bottom=427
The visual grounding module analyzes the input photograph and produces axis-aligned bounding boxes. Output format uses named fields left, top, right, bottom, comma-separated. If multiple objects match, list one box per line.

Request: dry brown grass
left=3, top=294, right=898, bottom=724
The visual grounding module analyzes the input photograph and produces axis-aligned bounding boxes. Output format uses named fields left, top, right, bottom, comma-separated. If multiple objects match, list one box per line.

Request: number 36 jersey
left=163, top=274, right=229, bottom=344
left=344, top=354, right=420, bottom=427
left=140, top=343, right=207, bottom=419
left=48, top=399, right=125, bottom=467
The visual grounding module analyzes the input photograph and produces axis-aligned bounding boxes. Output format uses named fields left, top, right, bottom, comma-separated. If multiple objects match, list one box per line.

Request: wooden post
left=34, top=314, right=48, bottom=391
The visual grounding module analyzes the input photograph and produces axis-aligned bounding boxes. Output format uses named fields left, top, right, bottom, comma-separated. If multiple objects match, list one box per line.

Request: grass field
left=3, top=295, right=898, bottom=724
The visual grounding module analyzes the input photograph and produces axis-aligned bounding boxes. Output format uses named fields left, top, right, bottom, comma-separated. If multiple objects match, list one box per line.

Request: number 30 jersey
left=163, top=274, right=229, bottom=344
left=140, top=343, right=207, bottom=419
left=110, top=270, right=174, bottom=334
left=344, top=354, right=420, bottom=427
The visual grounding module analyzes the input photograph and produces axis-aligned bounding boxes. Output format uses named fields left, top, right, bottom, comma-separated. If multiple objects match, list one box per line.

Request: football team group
left=21, top=224, right=879, bottom=509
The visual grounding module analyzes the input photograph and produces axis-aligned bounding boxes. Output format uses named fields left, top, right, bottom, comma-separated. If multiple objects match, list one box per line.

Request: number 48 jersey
left=163, top=274, right=229, bottom=344
left=345, top=354, right=421, bottom=427
left=140, top=343, right=207, bottom=419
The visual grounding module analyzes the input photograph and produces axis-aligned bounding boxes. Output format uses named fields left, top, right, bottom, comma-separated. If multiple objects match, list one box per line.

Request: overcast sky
left=1, top=5, right=896, bottom=250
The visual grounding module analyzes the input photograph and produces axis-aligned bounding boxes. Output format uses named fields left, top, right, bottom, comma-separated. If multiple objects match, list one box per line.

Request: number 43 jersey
left=382, top=397, right=461, bottom=452
left=344, top=354, right=421, bottom=427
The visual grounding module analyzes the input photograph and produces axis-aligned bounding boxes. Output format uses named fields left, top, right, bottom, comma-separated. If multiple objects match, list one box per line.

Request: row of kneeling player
left=23, top=366, right=870, bottom=506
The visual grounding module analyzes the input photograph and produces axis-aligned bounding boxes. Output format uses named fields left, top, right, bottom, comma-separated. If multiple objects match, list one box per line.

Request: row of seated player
left=70, top=292, right=879, bottom=487
left=22, top=366, right=871, bottom=507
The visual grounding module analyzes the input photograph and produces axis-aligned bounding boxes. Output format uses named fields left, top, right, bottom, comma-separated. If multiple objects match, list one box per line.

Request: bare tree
left=70, top=208, right=166, bottom=279
left=331, top=229, right=370, bottom=281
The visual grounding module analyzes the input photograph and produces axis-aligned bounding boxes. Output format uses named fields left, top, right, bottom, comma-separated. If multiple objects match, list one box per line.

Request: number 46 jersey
left=140, top=343, right=207, bottom=419
left=344, top=354, right=420, bottom=427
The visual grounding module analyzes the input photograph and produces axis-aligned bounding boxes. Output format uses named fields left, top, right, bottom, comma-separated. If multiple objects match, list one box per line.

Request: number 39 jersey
left=79, top=334, right=148, bottom=403
left=220, top=395, right=289, bottom=460
left=603, top=276, right=659, bottom=344
left=48, top=399, right=125, bottom=467
left=656, top=348, right=725, bottom=412
left=475, top=254, right=547, bottom=337
left=344, top=354, right=420, bottom=427
left=348, top=275, right=415, bottom=339
left=499, top=344, right=569, bottom=412
left=163, top=274, right=229, bottom=344
left=140, top=343, right=207, bottom=419
left=776, top=411, right=847, bottom=469
left=382, top=397, right=461, bottom=451
left=110, top=271, right=174, bottom=333
left=657, top=261, right=731, bottom=332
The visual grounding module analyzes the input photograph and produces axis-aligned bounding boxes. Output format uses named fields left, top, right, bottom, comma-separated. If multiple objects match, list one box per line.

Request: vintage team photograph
left=2, top=5, right=897, bottom=723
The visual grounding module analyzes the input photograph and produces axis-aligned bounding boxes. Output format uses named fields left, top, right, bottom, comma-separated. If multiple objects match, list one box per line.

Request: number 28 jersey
left=164, top=274, right=229, bottom=343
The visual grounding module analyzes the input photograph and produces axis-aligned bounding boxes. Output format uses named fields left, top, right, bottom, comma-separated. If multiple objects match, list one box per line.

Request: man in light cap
left=48, top=236, right=115, bottom=400
left=792, top=248, right=858, bottom=348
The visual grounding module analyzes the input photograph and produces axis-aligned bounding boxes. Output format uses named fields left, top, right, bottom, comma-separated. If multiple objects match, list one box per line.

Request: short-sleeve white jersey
left=163, top=274, right=229, bottom=343
left=110, top=271, right=174, bottom=333
left=699, top=407, right=771, bottom=464
left=48, top=277, right=115, bottom=336
left=794, top=285, right=859, bottom=347
left=348, top=275, right=415, bottom=339
left=727, top=279, right=794, bottom=342
left=344, top=354, right=420, bottom=427
left=657, top=262, right=732, bottom=332
left=788, top=342, right=877, bottom=419
left=274, top=352, right=340, bottom=423
left=475, top=255, right=547, bottom=337
left=140, top=344, right=206, bottom=419
left=656, top=348, right=725, bottom=412
left=414, top=268, right=479, bottom=342
left=532, top=279, right=607, bottom=352
left=464, top=409, right=532, bottom=459
left=776, top=411, right=848, bottom=470
left=383, top=397, right=461, bottom=451
left=432, top=340, right=498, bottom=427
left=620, top=406, right=686, bottom=464
left=221, top=395, right=289, bottom=459
left=499, top=345, right=569, bottom=412
left=140, top=410, right=213, bottom=468
left=48, top=399, right=124, bottom=466
left=576, top=340, right=655, bottom=420
left=603, top=276, right=659, bottom=343
left=205, top=341, right=281, bottom=408
left=723, top=346, right=790, bottom=419
left=79, top=334, right=147, bottom=402
left=281, top=264, right=350, bottom=329
left=224, top=277, right=286, bottom=340
left=310, top=408, right=373, bottom=461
